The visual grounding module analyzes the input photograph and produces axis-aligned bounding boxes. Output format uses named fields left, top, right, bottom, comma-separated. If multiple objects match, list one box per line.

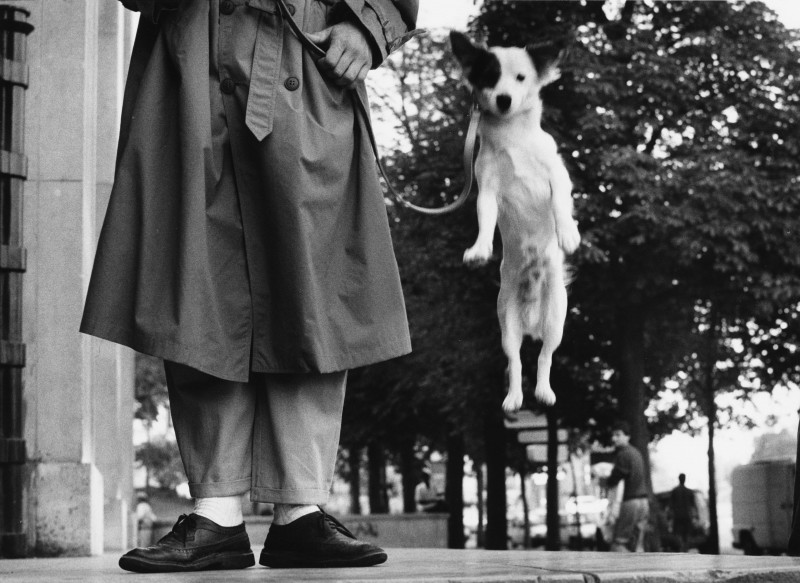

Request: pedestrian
left=415, top=468, right=447, bottom=513
left=134, top=492, right=157, bottom=547
left=81, top=0, right=418, bottom=572
left=669, top=473, right=697, bottom=551
left=604, top=421, right=650, bottom=552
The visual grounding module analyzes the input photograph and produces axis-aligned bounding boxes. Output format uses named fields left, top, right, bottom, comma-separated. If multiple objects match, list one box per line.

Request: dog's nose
left=496, top=94, right=512, bottom=112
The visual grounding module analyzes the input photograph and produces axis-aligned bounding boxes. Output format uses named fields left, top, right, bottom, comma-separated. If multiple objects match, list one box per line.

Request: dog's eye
left=517, top=74, right=526, bottom=82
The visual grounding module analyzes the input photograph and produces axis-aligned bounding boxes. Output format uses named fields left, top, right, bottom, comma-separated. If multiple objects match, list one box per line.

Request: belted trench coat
left=80, top=0, right=417, bottom=381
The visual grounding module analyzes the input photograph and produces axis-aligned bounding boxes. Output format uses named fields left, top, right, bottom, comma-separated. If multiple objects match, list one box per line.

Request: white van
left=731, top=460, right=794, bottom=555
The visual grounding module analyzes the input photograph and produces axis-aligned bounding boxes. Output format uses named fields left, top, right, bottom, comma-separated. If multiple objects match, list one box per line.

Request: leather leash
left=275, top=0, right=480, bottom=215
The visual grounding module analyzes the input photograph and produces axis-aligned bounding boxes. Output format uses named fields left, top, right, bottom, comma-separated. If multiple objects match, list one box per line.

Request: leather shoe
left=119, top=513, right=254, bottom=573
left=260, top=509, right=387, bottom=568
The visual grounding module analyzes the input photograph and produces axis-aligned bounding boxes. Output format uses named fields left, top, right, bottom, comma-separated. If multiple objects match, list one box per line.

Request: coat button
left=284, top=77, right=300, bottom=91
left=221, top=78, right=236, bottom=94
left=286, top=3, right=296, bottom=15
left=220, top=0, right=235, bottom=14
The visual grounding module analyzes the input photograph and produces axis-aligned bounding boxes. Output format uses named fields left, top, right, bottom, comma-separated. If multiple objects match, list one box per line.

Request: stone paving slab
left=1, top=548, right=800, bottom=582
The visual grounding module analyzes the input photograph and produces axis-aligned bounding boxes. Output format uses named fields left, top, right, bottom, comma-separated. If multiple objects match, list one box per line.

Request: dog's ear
left=450, top=31, right=480, bottom=69
left=526, top=38, right=567, bottom=86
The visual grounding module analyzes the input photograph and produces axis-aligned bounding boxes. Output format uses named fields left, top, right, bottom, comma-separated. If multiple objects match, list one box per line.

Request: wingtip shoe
left=119, top=513, right=255, bottom=573
left=260, top=509, right=387, bottom=568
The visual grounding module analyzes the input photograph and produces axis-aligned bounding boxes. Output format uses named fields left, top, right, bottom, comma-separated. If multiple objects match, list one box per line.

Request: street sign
left=517, top=428, right=569, bottom=444
left=527, top=444, right=569, bottom=464
left=503, top=410, right=548, bottom=430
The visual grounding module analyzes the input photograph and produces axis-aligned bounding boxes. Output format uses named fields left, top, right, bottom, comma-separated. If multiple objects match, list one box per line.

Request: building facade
left=4, top=0, right=136, bottom=556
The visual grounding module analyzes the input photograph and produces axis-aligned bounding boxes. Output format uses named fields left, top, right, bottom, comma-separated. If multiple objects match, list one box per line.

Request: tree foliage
left=473, top=0, right=800, bottom=443
left=344, top=3, right=800, bottom=542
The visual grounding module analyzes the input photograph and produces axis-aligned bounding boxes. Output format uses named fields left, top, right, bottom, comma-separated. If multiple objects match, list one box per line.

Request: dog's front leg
left=463, top=171, right=499, bottom=266
left=549, top=162, right=580, bottom=255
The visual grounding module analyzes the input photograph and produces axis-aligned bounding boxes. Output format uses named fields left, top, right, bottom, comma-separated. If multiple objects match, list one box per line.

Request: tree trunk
left=446, top=433, right=466, bottom=548
left=400, top=440, right=417, bottom=513
left=367, top=442, right=389, bottom=514
left=704, top=308, right=720, bottom=554
left=349, top=447, right=362, bottom=515
left=519, top=466, right=531, bottom=549
left=484, top=409, right=508, bottom=549
left=546, top=408, right=560, bottom=550
left=618, top=304, right=653, bottom=493
left=787, top=413, right=800, bottom=555
left=476, top=463, right=486, bottom=548
left=707, top=398, right=720, bottom=554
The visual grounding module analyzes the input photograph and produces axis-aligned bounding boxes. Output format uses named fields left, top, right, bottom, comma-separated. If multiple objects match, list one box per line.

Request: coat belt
left=243, top=0, right=339, bottom=141
left=243, top=0, right=285, bottom=140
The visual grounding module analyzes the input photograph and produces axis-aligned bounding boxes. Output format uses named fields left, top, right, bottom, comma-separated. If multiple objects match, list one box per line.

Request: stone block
left=33, top=462, right=103, bottom=556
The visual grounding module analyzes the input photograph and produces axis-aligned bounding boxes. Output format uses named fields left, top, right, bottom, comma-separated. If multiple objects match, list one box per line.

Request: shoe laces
left=319, top=508, right=356, bottom=540
left=170, top=514, right=197, bottom=545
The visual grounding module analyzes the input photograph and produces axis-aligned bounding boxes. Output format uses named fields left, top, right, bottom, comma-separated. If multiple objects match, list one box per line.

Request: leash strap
left=275, top=0, right=479, bottom=215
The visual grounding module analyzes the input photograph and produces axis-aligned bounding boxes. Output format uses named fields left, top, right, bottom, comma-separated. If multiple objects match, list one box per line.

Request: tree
left=345, top=0, right=800, bottom=550
left=135, top=353, right=168, bottom=426
left=134, top=354, right=188, bottom=494
left=474, top=0, right=800, bottom=552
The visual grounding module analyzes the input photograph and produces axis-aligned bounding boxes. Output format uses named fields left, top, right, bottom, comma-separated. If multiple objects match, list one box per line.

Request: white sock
left=272, top=504, right=318, bottom=526
left=193, top=496, right=243, bottom=527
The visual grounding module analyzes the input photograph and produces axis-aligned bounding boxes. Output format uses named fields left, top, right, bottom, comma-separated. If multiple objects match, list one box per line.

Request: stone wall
left=5, top=0, right=136, bottom=556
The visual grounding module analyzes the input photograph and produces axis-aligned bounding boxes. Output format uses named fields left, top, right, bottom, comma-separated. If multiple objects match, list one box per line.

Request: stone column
left=11, top=0, right=136, bottom=556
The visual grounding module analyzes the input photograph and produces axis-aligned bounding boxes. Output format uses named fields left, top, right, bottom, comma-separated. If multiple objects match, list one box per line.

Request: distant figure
left=415, top=469, right=447, bottom=513
left=605, top=421, right=650, bottom=552
left=670, top=473, right=697, bottom=551
left=135, top=493, right=157, bottom=547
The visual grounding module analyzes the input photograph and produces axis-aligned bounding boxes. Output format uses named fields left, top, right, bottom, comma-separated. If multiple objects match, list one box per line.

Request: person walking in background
left=604, top=421, right=650, bottom=552
left=415, top=468, right=447, bottom=513
left=670, top=473, right=697, bottom=551
left=135, top=493, right=158, bottom=547
left=81, top=0, right=418, bottom=573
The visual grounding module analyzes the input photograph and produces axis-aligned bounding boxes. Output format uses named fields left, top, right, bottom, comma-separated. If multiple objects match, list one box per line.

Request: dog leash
left=275, top=0, right=480, bottom=215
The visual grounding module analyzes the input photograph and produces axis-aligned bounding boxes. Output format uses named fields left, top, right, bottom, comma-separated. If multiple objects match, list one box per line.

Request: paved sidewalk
left=1, top=548, right=799, bottom=582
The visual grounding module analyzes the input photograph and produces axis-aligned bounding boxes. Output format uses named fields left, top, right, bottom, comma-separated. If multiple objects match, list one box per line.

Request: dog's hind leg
left=533, top=270, right=567, bottom=406
left=499, top=287, right=525, bottom=413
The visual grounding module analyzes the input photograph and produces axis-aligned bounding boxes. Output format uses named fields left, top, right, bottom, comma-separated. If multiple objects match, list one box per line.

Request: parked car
left=508, top=496, right=606, bottom=550
left=731, top=460, right=794, bottom=555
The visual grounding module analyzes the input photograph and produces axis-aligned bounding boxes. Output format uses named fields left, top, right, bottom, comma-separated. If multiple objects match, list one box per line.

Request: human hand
left=306, top=22, right=372, bottom=88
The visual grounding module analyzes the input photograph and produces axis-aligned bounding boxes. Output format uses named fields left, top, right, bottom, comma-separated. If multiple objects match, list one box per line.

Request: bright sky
left=417, top=0, right=479, bottom=30
left=417, top=0, right=800, bottom=31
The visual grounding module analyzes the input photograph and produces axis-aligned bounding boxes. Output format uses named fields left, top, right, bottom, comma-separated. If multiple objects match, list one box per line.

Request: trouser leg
left=250, top=371, right=347, bottom=504
left=165, top=360, right=254, bottom=498
left=611, top=499, right=635, bottom=552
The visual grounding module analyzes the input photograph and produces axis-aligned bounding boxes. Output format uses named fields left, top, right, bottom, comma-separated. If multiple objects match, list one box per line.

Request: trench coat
left=80, top=0, right=418, bottom=381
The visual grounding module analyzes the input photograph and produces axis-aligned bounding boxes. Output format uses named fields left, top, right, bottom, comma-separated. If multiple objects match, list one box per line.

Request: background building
left=3, top=0, right=136, bottom=556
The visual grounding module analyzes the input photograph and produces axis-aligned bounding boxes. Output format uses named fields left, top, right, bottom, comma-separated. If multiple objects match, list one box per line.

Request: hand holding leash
left=306, top=22, right=372, bottom=88
left=275, top=0, right=479, bottom=216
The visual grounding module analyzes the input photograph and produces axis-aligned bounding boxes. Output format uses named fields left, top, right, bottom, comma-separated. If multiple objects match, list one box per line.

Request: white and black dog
left=451, top=32, right=580, bottom=411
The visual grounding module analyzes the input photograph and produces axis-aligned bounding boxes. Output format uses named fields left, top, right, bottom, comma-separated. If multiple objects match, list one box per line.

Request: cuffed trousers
left=165, top=361, right=346, bottom=504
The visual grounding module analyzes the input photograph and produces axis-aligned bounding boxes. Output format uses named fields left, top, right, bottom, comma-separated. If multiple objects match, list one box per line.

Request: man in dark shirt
left=670, top=473, right=697, bottom=551
left=606, top=421, right=650, bottom=552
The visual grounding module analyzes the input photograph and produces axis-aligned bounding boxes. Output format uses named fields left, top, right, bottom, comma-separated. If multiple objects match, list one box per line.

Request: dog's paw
left=557, top=221, right=581, bottom=255
left=463, top=243, right=493, bottom=266
left=534, top=384, right=557, bottom=407
left=502, top=391, right=524, bottom=413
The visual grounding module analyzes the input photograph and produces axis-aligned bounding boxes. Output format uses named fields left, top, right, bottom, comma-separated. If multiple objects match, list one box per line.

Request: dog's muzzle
left=496, top=94, right=512, bottom=113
